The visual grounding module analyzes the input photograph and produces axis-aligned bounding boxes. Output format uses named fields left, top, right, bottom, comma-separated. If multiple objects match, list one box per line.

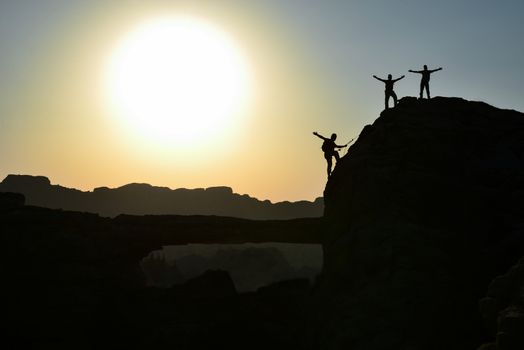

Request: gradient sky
left=1, top=0, right=523, bottom=202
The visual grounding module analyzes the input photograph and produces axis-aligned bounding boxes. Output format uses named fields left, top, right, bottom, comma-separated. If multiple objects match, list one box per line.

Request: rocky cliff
left=319, top=97, right=524, bottom=349
left=479, top=256, right=524, bottom=349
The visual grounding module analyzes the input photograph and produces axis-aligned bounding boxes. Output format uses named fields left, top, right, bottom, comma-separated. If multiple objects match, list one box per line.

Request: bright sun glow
left=105, top=17, right=252, bottom=147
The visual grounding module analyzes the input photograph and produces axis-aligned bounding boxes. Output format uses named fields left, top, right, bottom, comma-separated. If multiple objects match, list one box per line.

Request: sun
left=104, top=17, right=252, bottom=147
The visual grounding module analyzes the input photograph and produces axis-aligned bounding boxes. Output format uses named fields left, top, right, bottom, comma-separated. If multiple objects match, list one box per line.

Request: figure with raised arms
left=408, top=65, right=443, bottom=99
left=372, top=74, right=405, bottom=109
left=313, top=132, right=353, bottom=178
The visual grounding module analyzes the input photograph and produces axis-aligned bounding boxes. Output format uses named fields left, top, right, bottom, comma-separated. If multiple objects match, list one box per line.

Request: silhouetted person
left=313, top=132, right=350, bottom=177
left=409, top=65, right=442, bottom=99
left=373, top=74, right=405, bottom=109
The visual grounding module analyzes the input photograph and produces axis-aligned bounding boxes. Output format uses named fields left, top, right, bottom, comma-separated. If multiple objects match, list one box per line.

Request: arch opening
left=140, top=243, right=323, bottom=292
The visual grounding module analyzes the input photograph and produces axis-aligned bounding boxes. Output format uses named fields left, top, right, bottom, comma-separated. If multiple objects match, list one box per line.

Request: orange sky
left=0, top=1, right=363, bottom=202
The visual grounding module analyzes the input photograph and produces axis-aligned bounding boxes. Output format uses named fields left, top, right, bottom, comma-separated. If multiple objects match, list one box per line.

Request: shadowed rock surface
left=479, top=256, right=524, bottom=350
left=0, top=175, right=323, bottom=219
left=319, top=97, right=524, bottom=349
left=0, top=191, right=24, bottom=210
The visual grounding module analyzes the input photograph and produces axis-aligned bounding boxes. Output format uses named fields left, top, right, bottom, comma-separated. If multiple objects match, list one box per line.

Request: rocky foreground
left=2, top=97, right=524, bottom=349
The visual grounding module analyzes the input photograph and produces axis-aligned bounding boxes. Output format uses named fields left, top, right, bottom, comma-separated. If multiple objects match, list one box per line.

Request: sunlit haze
left=105, top=17, right=252, bottom=147
left=1, top=0, right=523, bottom=202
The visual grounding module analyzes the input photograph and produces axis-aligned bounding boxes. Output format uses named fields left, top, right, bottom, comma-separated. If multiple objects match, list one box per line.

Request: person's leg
left=334, top=151, right=340, bottom=162
left=419, top=80, right=424, bottom=99
left=385, top=92, right=389, bottom=109
left=391, top=91, right=398, bottom=106
left=326, top=157, right=333, bottom=177
left=426, top=82, right=431, bottom=99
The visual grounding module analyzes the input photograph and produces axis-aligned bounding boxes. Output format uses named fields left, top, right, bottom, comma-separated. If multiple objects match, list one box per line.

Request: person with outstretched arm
left=373, top=74, right=405, bottom=109
left=313, top=132, right=353, bottom=178
left=408, top=65, right=443, bottom=99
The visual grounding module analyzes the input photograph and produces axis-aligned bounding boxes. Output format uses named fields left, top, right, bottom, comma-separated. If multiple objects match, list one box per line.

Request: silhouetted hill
left=0, top=175, right=323, bottom=219
left=319, top=97, right=524, bottom=349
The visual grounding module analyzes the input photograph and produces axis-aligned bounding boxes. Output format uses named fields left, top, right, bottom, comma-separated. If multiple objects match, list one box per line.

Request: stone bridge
left=1, top=196, right=326, bottom=287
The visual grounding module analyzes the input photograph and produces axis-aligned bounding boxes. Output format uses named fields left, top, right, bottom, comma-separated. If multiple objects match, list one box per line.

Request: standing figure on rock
left=409, top=65, right=443, bottom=99
left=373, top=74, right=405, bottom=109
left=313, top=132, right=352, bottom=178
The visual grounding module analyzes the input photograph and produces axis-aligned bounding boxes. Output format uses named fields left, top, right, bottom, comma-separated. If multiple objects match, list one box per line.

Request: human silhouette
left=313, top=132, right=351, bottom=177
left=408, top=65, right=443, bottom=99
left=373, top=74, right=405, bottom=109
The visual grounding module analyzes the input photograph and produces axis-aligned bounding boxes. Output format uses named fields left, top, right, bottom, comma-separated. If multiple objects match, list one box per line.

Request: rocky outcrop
left=479, top=257, right=524, bottom=350
left=319, top=97, right=524, bottom=349
left=0, top=174, right=323, bottom=219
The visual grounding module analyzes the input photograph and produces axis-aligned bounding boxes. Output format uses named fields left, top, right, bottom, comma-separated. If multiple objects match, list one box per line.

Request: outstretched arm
left=335, top=138, right=355, bottom=148
left=408, top=70, right=422, bottom=74
left=393, top=75, right=405, bottom=82
left=429, top=67, right=443, bottom=73
left=313, top=131, right=328, bottom=140
left=373, top=75, right=386, bottom=82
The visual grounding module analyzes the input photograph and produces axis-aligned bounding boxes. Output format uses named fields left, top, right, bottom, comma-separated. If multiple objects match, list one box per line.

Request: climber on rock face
left=373, top=74, right=405, bottom=109
left=313, top=132, right=353, bottom=178
left=408, top=65, right=443, bottom=99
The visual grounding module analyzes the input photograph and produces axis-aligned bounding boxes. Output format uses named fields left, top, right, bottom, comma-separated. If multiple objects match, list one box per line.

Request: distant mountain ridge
left=0, top=174, right=323, bottom=219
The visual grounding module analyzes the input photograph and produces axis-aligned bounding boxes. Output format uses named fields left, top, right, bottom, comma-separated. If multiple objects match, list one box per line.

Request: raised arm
left=373, top=75, right=386, bottom=82
left=408, top=69, right=422, bottom=74
left=313, top=131, right=328, bottom=141
left=393, top=75, right=405, bottom=82
left=429, top=67, right=443, bottom=73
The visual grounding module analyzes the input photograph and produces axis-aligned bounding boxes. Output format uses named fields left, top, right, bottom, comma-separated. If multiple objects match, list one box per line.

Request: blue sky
left=269, top=0, right=524, bottom=111
left=2, top=0, right=523, bottom=113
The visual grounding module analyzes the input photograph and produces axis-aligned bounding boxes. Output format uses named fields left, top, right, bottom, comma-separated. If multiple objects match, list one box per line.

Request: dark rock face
left=170, top=269, right=238, bottom=299
left=141, top=253, right=185, bottom=287
left=320, top=97, right=524, bottom=349
left=0, top=175, right=323, bottom=219
left=479, top=257, right=524, bottom=350
left=0, top=192, right=25, bottom=210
